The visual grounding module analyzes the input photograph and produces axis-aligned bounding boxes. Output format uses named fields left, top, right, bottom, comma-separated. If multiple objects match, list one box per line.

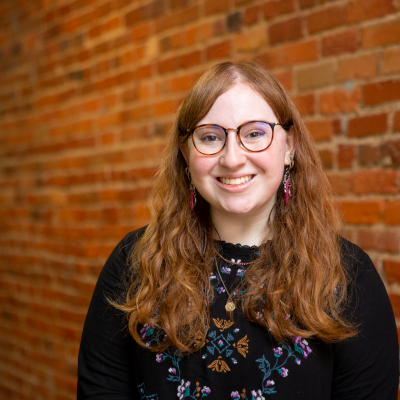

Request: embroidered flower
left=221, top=266, right=231, bottom=274
left=210, top=273, right=217, bottom=280
left=177, top=379, right=190, bottom=399
left=231, top=358, right=237, bottom=364
left=140, top=324, right=152, bottom=338
left=156, top=353, right=163, bottom=363
left=201, top=386, right=211, bottom=395
left=202, top=354, right=207, bottom=359
left=218, top=287, right=225, bottom=294
left=217, top=340, right=223, bottom=346
left=280, top=367, right=289, bottom=377
left=256, top=311, right=264, bottom=320
left=295, top=358, right=301, bottom=365
left=265, top=380, right=275, bottom=387
left=236, top=268, right=245, bottom=276
left=168, top=367, right=176, bottom=375
left=251, top=389, right=265, bottom=400
left=230, top=391, right=241, bottom=399
left=273, top=347, right=283, bottom=357
left=233, top=328, right=239, bottom=333
left=230, top=258, right=241, bottom=265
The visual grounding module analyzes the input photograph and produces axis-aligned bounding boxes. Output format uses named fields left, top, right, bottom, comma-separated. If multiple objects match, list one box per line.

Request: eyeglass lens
left=192, top=122, right=273, bottom=155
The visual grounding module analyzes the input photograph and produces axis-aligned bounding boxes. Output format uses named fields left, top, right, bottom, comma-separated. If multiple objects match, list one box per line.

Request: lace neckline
left=214, top=239, right=259, bottom=251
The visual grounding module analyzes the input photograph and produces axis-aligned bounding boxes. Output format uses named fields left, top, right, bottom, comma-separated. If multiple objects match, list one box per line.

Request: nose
left=219, top=131, right=247, bottom=169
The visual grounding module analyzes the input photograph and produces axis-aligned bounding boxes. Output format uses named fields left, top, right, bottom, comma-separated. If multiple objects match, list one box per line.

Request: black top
left=77, top=227, right=399, bottom=399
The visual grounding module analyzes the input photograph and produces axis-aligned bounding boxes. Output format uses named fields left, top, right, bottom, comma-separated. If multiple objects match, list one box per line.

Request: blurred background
left=0, top=0, right=399, bottom=398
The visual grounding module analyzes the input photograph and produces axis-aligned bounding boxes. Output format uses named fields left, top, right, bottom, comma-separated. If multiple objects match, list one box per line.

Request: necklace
left=215, top=250, right=257, bottom=266
left=214, top=259, right=236, bottom=312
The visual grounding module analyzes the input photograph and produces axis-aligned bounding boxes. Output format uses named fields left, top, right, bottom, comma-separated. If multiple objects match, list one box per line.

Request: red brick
left=354, top=170, right=399, bottom=194
left=358, top=144, right=381, bottom=167
left=283, top=40, right=318, bottom=65
left=340, top=201, right=383, bottom=224
left=156, top=5, right=199, bottom=33
left=348, top=113, right=388, bottom=138
left=170, top=0, right=190, bottom=8
left=293, top=94, right=315, bottom=116
left=362, top=18, right=400, bottom=48
left=269, top=16, right=303, bottom=45
left=257, top=47, right=285, bottom=69
left=327, top=172, right=354, bottom=196
left=305, top=119, right=334, bottom=142
left=384, top=260, right=400, bottom=284
left=126, top=0, right=164, bottom=26
left=262, top=0, right=295, bottom=20
left=382, top=47, right=400, bottom=75
left=394, top=112, right=400, bottom=132
left=244, top=5, right=261, bottom=25
left=296, top=62, right=335, bottom=92
left=299, top=0, right=315, bottom=8
left=235, top=27, right=267, bottom=52
left=131, top=23, right=151, bottom=41
left=274, top=70, right=292, bottom=91
left=320, top=88, right=360, bottom=114
left=206, top=40, right=231, bottom=60
left=319, top=149, right=333, bottom=169
left=381, top=140, right=400, bottom=167
left=385, top=201, right=400, bottom=226
left=338, top=144, right=356, bottom=169
left=158, top=57, right=179, bottom=74
left=359, top=229, right=400, bottom=255
left=364, top=80, right=400, bottom=105
left=338, top=54, right=378, bottom=81
left=322, top=29, right=358, bottom=57
left=388, top=293, right=400, bottom=318
left=205, top=0, right=230, bottom=15
left=170, top=72, right=202, bottom=92
left=307, top=5, right=345, bottom=34
left=346, top=0, right=394, bottom=23
left=154, top=99, right=177, bottom=116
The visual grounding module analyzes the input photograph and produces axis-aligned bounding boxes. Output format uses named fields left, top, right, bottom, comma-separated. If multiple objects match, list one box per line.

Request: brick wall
left=0, top=0, right=399, bottom=398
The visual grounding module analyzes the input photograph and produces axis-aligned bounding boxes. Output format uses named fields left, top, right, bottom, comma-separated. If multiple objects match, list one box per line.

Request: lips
left=218, top=175, right=254, bottom=185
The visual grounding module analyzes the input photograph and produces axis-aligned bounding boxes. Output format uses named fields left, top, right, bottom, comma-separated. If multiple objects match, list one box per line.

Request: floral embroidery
left=233, top=335, right=249, bottom=357
left=155, top=348, right=183, bottom=382
left=213, top=318, right=234, bottom=332
left=177, top=380, right=211, bottom=398
left=137, top=383, right=159, bottom=400
left=231, top=338, right=312, bottom=396
left=208, top=356, right=231, bottom=372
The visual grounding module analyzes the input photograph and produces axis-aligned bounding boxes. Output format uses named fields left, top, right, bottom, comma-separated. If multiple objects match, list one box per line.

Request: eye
left=246, top=130, right=265, bottom=139
left=201, top=134, right=220, bottom=142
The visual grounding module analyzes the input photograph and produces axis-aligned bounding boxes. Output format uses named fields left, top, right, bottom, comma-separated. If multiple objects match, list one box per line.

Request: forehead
left=198, top=83, right=277, bottom=127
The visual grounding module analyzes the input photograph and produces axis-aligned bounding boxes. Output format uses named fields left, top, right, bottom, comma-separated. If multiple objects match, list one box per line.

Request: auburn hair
left=114, top=60, right=356, bottom=353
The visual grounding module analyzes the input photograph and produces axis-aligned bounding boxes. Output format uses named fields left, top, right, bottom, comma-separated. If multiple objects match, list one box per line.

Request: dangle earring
left=186, top=167, right=197, bottom=210
left=283, top=154, right=294, bottom=205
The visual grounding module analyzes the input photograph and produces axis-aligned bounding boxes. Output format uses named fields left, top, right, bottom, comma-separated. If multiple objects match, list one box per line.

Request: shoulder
left=338, top=236, right=379, bottom=287
left=96, top=226, right=148, bottom=297
left=338, top=237, right=393, bottom=324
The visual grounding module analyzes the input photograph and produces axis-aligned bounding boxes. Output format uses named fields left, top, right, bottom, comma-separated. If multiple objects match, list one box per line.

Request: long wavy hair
left=114, top=61, right=356, bottom=353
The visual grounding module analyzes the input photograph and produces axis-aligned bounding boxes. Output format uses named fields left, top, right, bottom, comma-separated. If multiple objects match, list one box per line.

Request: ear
left=284, top=128, right=295, bottom=165
left=179, top=144, right=189, bottom=165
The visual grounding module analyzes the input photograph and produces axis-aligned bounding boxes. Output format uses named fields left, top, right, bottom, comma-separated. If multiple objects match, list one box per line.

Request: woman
left=77, top=61, right=398, bottom=399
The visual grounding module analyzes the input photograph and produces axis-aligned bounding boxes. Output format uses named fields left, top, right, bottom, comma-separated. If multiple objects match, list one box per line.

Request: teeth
left=220, top=175, right=253, bottom=185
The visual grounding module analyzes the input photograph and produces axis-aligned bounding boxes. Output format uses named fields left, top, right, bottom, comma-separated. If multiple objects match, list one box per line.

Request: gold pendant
left=225, top=302, right=235, bottom=312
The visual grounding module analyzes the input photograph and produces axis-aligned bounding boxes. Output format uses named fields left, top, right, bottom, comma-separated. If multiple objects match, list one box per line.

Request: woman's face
left=180, top=83, right=294, bottom=220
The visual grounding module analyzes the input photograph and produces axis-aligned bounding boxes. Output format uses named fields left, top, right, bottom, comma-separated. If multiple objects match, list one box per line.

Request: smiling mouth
left=218, top=175, right=254, bottom=185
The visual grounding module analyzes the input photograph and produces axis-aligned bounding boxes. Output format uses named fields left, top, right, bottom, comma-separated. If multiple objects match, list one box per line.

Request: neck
left=211, top=208, right=272, bottom=246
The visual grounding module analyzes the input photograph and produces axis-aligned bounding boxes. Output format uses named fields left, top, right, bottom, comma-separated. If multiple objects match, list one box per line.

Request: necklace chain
left=215, top=250, right=256, bottom=266
left=214, top=258, right=236, bottom=312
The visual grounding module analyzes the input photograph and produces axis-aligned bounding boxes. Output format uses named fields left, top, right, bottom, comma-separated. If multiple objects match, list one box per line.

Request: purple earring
left=283, top=155, right=294, bottom=205
left=186, top=167, right=197, bottom=210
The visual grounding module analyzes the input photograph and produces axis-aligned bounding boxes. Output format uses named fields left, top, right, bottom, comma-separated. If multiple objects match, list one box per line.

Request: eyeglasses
left=186, top=121, right=292, bottom=155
